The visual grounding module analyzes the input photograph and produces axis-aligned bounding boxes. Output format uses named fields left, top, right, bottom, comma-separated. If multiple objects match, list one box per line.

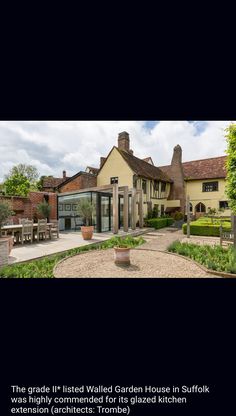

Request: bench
left=219, top=225, right=234, bottom=246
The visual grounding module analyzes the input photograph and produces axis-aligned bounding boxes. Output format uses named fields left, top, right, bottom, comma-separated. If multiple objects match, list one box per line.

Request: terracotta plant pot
left=114, top=247, right=131, bottom=266
left=81, top=226, right=94, bottom=240
left=0, top=236, right=14, bottom=255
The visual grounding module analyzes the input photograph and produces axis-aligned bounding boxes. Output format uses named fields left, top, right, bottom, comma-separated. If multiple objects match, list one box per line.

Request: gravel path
left=54, top=248, right=217, bottom=278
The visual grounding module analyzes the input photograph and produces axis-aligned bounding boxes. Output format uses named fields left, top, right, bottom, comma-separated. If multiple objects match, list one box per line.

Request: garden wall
left=0, top=192, right=57, bottom=223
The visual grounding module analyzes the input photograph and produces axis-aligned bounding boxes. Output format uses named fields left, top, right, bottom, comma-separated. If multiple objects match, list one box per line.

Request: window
left=110, top=177, right=118, bottom=184
left=195, top=202, right=206, bottom=213
left=153, top=180, right=159, bottom=197
left=219, top=201, right=229, bottom=209
left=161, top=182, right=166, bottom=192
left=202, top=181, right=218, bottom=192
left=142, top=179, right=147, bottom=194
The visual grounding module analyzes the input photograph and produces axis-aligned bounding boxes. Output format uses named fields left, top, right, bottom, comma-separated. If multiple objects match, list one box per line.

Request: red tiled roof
left=42, top=177, right=69, bottom=189
left=159, top=156, right=227, bottom=180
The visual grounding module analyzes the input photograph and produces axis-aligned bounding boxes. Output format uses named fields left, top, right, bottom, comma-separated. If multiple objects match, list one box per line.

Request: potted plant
left=76, top=199, right=95, bottom=240
left=36, top=199, right=51, bottom=222
left=0, top=201, right=15, bottom=255
left=114, top=240, right=131, bottom=266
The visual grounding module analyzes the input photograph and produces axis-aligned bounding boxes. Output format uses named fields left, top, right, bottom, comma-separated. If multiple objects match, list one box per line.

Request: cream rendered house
left=56, top=131, right=230, bottom=233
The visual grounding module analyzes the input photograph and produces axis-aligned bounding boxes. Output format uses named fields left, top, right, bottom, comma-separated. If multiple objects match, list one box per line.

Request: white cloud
left=0, top=120, right=231, bottom=182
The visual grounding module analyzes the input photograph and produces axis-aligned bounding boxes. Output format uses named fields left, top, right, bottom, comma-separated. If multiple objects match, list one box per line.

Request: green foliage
left=0, top=236, right=145, bottom=278
left=182, top=219, right=231, bottom=236
left=37, top=200, right=51, bottom=219
left=4, top=173, right=31, bottom=197
left=146, top=217, right=174, bottom=229
left=37, top=175, right=53, bottom=191
left=76, top=199, right=96, bottom=226
left=168, top=241, right=236, bottom=274
left=0, top=202, right=15, bottom=234
left=225, top=123, right=236, bottom=213
left=6, top=164, right=39, bottom=183
left=152, top=205, right=159, bottom=218
left=173, top=211, right=184, bottom=221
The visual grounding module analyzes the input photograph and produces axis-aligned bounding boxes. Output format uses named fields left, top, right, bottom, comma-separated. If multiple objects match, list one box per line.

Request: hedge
left=146, top=217, right=174, bottom=229
left=182, top=221, right=231, bottom=237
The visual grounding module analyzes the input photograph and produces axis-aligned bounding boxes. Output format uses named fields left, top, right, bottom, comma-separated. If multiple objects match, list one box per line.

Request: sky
left=0, top=120, right=231, bottom=182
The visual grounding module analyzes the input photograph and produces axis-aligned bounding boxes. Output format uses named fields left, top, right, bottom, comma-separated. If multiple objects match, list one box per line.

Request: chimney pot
left=63, top=170, right=66, bottom=178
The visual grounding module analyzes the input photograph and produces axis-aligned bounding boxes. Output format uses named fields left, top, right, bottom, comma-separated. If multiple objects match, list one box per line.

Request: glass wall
left=58, top=192, right=98, bottom=231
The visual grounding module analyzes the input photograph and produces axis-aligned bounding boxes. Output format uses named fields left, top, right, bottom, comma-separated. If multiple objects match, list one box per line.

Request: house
left=56, top=131, right=229, bottom=232
left=42, top=170, right=70, bottom=192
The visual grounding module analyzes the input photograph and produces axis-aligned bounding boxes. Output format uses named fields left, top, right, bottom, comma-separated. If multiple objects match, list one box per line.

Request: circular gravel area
left=54, top=249, right=217, bottom=278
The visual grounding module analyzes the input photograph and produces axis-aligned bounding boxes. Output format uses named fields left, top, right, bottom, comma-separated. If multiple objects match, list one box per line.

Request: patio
left=8, top=228, right=152, bottom=264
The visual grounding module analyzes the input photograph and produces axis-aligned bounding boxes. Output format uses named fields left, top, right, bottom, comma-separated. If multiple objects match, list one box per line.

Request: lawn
left=168, top=240, right=236, bottom=274
left=0, top=236, right=145, bottom=278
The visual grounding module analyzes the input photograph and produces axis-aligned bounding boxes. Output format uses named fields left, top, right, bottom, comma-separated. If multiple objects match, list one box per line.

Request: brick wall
left=59, top=173, right=97, bottom=193
left=0, top=192, right=57, bottom=223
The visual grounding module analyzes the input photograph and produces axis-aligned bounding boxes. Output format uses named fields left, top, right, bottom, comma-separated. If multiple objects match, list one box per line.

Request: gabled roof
left=57, top=171, right=97, bottom=189
left=159, top=155, right=227, bottom=180
left=43, top=177, right=69, bottom=189
left=116, top=148, right=172, bottom=182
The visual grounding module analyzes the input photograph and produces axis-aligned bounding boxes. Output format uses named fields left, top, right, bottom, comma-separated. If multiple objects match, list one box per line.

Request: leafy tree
left=225, top=123, right=236, bottom=213
left=37, top=200, right=51, bottom=220
left=4, top=174, right=31, bottom=197
left=225, top=123, right=236, bottom=248
left=6, top=164, right=39, bottom=184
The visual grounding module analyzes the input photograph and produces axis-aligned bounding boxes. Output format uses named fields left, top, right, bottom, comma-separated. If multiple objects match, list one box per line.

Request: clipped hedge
left=146, top=217, right=174, bottom=229
left=182, top=221, right=231, bottom=237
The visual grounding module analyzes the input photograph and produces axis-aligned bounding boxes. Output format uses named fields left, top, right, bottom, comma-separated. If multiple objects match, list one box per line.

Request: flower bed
left=168, top=241, right=236, bottom=274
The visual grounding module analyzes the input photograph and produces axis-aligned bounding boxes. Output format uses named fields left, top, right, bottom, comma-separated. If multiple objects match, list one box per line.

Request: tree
left=6, top=164, right=39, bottom=184
left=37, top=200, right=51, bottom=221
left=4, top=174, right=31, bottom=197
left=225, top=123, right=236, bottom=248
left=225, top=123, right=236, bottom=213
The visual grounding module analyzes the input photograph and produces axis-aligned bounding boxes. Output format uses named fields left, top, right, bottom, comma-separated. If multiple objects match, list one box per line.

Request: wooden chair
left=21, top=220, right=34, bottom=244
left=37, top=219, right=47, bottom=241
left=48, top=220, right=59, bottom=239
left=19, top=218, right=28, bottom=224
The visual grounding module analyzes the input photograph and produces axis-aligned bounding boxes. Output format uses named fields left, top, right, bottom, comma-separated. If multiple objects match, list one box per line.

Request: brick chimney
left=168, top=144, right=186, bottom=213
left=63, top=170, right=66, bottom=178
left=100, top=157, right=106, bottom=168
left=118, top=131, right=130, bottom=152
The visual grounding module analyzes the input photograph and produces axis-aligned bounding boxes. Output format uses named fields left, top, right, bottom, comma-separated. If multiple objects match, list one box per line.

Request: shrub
left=173, top=211, right=184, bottom=221
left=182, top=221, right=231, bottom=237
left=0, top=202, right=15, bottom=236
left=168, top=241, right=236, bottom=274
left=146, top=217, right=174, bottom=229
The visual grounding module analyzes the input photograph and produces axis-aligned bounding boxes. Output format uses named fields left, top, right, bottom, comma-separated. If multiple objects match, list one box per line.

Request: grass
left=168, top=240, right=236, bottom=274
left=0, top=236, right=145, bottom=278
